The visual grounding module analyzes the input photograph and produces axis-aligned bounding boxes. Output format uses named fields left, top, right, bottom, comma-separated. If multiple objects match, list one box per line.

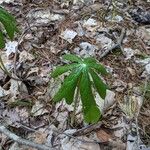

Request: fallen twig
left=0, top=124, right=54, bottom=150
left=100, top=28, right=126, bottom=59
left=72, top=121, right=102, bottom=136
left=59, top=131, right=107, bottom=144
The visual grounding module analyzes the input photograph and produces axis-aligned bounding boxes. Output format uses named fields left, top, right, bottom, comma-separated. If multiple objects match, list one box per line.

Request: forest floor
left=0, top=0, right=150, bottom=150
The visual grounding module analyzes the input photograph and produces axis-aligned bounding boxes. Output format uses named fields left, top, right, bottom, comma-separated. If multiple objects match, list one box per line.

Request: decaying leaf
left=60, top=29, right=77, bottom=43
left=96, top=129, right=113, bottom=142
left=31, top=101, right=48, bottom=116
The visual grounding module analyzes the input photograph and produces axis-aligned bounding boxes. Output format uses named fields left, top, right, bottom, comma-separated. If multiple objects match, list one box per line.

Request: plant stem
left=0, top=54, right=23, bottom=81
left=0, top=54, right=11, bottom=76
left=71, top=87, right=80, bottom=126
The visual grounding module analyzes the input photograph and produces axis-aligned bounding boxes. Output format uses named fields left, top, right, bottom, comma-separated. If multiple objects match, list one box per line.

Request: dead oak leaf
left=96, top=129, right=113, bottom=142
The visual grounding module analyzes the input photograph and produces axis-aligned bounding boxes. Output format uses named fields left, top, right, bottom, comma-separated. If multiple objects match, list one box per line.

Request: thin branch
left=0, top=124, right=54, bottom=150
left=59, top=131, right=107, bottom=144
left=72, top=121, right=102, bottom=136
left=100, top=28, right=126, bottom=59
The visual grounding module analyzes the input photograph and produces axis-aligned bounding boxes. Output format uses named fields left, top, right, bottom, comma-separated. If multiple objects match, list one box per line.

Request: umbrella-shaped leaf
left=84, top=105, right=101, bottom=123
left=90, top=69, right=108, bottom=99
left=63, top=54, right=83, bottom=63
left=53, top=68, right=82, bottom=104
left=51, top=63, right=79, bottom=78
left=51, top=54, right=109, bottom=124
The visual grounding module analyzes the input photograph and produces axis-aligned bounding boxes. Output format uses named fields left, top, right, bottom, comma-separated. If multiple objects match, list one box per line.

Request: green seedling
left=51, top=54, right=108, bottom=124
left=0, top=6, right=18, bottom=48
left=0, top=6, right=18, bottom=74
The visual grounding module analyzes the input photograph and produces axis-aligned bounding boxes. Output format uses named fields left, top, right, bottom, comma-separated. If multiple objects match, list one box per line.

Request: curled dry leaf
left=96, top=129, right=113, bottom=142
left=27, top=9, right=64, bottom=25
left=19, top=50, right=34, bottom=62
left=34, top=132, right=48, bottom=144
left=5, top=41, right=18, bottom=57
left=112, top=79, right=127, bottom=92
left=145, top=63, right=150, bottom=75
left=79, top=42, right=98, bottom=57
left=96, top=34, right=114, bottom=50
left=61, top=135, right=100, bottom=150
left=0, top=86, right=9, bottom=97
left=60, top=29, right=77, bottom=43
left=31, top=101, right=48, bottom=117
left=0, top=0, right=14, bottom=4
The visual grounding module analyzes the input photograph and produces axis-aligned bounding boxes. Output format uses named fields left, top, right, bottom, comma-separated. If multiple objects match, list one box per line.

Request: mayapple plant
left=51, top=54, right=108, bottom=124
left=0, top=6, right=18, bottom=74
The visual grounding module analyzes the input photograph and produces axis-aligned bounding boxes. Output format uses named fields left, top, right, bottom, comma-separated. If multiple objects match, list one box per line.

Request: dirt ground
left=0, top=0, right=150, bottom=150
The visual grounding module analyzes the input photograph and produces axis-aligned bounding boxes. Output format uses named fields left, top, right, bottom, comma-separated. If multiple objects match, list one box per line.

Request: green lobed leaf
left=51, top=54, right=108, bottom=124
left=53, top=67, right=82, bottom=104
left=80, top=68, right=100, bottom=123
left=84, top=105, right=101, bottom=123
left=80, top=69, right=95, bottom=108
left=0, top=16, right=15, bottom=40
left=87, top=62, right=108, bottom=75
left=0, top=7, right=16, bottom=22
left=90, top=69, right=108, bottom=99
left=83, top=57, right=107, bottom=75
left=63, top=54, right=83, bottom=63
left=0, top=30, right=5, bottom=48
left=51, top=63, right=80, bottom=78
left=83, top=57, right=97, bottom=64
left=0, top=8, right=18, bottom=40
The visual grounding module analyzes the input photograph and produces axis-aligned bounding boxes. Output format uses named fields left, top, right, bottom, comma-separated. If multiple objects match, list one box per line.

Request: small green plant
left=0, top=6, right=18, bottom=74
left=51, top=54, right=108, bottom=124
left=0, top=6, right=18, bottom=47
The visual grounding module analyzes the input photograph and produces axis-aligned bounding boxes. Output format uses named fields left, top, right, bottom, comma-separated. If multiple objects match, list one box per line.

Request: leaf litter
left=0, top=0, right=150, bottom=150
